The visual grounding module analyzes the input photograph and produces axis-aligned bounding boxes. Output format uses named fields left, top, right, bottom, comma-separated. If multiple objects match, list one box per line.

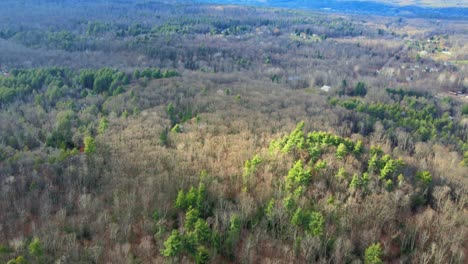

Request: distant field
left=221, top=0, right=468, bottom=8
left=196, top=0, right=468, bottom=19
left=341, top=0, right=468, bottom=8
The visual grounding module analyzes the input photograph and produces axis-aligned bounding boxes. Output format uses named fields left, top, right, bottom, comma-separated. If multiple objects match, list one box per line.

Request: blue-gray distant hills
left=190, top=0, right=468, bottom=19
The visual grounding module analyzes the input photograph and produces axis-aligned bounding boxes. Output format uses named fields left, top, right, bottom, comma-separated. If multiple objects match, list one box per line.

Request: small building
left=320, top=85, right=331, bottom=92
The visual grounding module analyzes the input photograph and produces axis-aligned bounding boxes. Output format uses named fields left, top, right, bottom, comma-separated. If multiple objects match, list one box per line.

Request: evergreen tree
left=308, top=211, right=324, bottom=236
left=336, top=143, right=348, bottom=159
left=365, top=243, right=383, bottom=264
left=28, top=237, right=43, bottom=260
left=98, top=117, right=109, bottom=134
left=84, top=136, right=96, bottom=154
left=184, top=208, right=200, bottom=231
left=193, top=219, right=211, bottom=243
left=195, top=246, right=210, bottom=264
left=161, top=230, right=182, bottom=257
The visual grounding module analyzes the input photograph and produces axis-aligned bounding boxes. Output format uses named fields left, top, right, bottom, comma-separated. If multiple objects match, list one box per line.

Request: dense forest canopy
left=0, top=0, right=467, bottom=263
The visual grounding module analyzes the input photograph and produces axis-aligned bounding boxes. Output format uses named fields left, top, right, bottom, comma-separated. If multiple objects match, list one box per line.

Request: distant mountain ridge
left=339, top=0, right=467, bottom=8
left=190, top=0, right=468, bottom=19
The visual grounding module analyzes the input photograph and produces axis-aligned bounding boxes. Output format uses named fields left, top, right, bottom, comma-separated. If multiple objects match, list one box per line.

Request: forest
left=0, top=0, right=467, bottom=263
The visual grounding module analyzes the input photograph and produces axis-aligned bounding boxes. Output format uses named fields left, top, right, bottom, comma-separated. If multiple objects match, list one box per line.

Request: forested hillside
left=0, top=1, right=467, bottom=263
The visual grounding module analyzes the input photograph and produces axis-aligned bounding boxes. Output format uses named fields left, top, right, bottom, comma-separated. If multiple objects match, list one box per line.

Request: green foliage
left=328, top=97, right=339, bottom=106
left=293, top=186, right=305, bottom=199
left=308, top=131, right=356, bottom=152
left=380, top=159, right=397, bottom=179
left=416, top=171, right=432, bottom=186
left=28, top=237, right=43, bottom=258
left=265, top=198, right=275, bottom=219
left=159, top=128, right=169, bottom=146
left=332, top=95, right=460, bottom=143
left=341, top=98, right=362, bottom=110
left=193, top=219, right=211, bottom=243
left=308, top=145, right=321, bottom=163
left=195, top=246, right=210, bottom=264
left=164, top=183, right=214, bottom=261
left=354, top=82, right=367, bottom=96
left=196, top=183, right=206, bottom=212
left=166, top=103, right=175, bottom=121
left=370, top=146, right=383, bottom=156
left=336, top=143, right=348, bottom=159
left=293, top=236, right=303, bottom=256
left=386, top=88, right=427, bottom=99
left=229, top=214, right=241, bottom=235
left=175, top=190, right=186, bottom=209
left=368, top=154, right=379, bottom=173
left=7, top=256, right=26, bottom=264
left=45, top=85, right=64, bottom=103
left=133, top=106, right=140, bottom=116
left=463, top=151, right=468, bottom=167
left=152, top=210, right=160, bottom=223
left=79, top=67, right=173, bottom=97
left=350, top=174, right=361, bottom=189
left=186, top=187, right=198, bottom=209
left=286, top=160, right=311, bottom=190
left=161, top=230, right=183, bottom=257
left=121, top=110, right=129, bottom=118
left=385, top=179, right=393, bottom=191
left=133, top=69, right=141, bottom=79
left=165, top=102, right=195, bottom=128
left=370, top=152, right=402, bottom=178
left=308, top=211, right=325, bottom=236
left=0, top=68, right=69, bottom=105
left=243, top=154, right=262, bottom=187
left=183, top=231, right=198, bottom=255
left=175, top=184, right=206, bottom=211
left=185, top=208, right=200, bottom=230
left=93, top=68, right=115, bottom=93
left=291, top=208, right=306, bottom=227
left=84, top=136, right=96, bottom=154
left=46, top=31, right=77, bottom=51
left=98, top=117, right=109, bottom=134
left=283, top=195, right=295, bottom=212
left=365, top=243, right=383, bottom=264
left=315, top=160, right=327, bottom=170
left=462, top=104, right=468, bottom=115
left=46, top=130, right=74, bottom=150
left=0, top=87, right=16, bottom=104
left=336, top=167, right=347, bottom=179
left=354, top=140, right=363, bottom=154
left=243, top=154, right=262, bottom=177
left=171, top=124, right=182, bottom=133
left=362, top=173, right=370, bottom=187
left=0, top=244, right=13, bottom=254
left=270, top=123, right=362, bottom=174
left=55, top=110, right=74, bottom=132
left=225, top=214, right=241, bottom=259
left=162, top=69, right=179, bottom=78
left=79, top=70, right=95, bottom=89
left=272, top=121, right=305, bottom=153
left=86, top=21, right=110, bottom=36
left=0, top=66, right=180, bottom=153
left=57, top=148, right=79, bottom=162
